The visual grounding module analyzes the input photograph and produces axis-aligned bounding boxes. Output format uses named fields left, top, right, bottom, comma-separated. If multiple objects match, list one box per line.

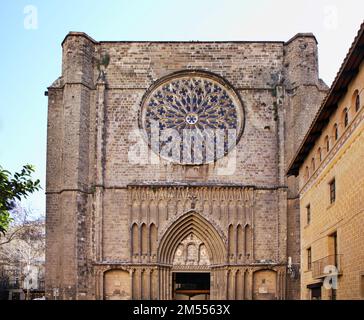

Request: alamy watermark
left=127, top=120, right=238, bottom=176
left=323, top=265, right=339, bottom=290
left=23, top=5, right=38, bottom=30
left=323, top=5, right=339, bottom=30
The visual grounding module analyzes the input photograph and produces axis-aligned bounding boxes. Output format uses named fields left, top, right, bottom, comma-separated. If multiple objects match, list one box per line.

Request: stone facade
left=45, top=32, right=327, bottom=300
left=293, top=45, right=364, bottom=299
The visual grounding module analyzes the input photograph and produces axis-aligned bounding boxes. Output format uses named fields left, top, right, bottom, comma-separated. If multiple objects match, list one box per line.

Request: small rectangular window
left=361, top=275, right=364, bottom=298
left=307, top=247, right=312, bottom=271
left=306, top=204, right=311, bottom=225
left=329, top=179, right=336, bottom=204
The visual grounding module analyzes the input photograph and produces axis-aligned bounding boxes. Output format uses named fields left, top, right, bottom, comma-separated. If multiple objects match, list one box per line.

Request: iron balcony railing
left=312, top=254, right=342, bottom=279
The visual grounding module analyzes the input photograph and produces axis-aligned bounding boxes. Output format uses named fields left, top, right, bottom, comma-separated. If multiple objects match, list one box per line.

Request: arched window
left=228, top=224, right=234, bottom=258
left=237, top=224, right=243, bottom=259
left=343, top=108, right=349, bottom=127
left=131, top=223, right=139, bottom=257
left=317, top=147, right=322, bottom=162
left=311, top=158, right=315, bottom=172
left=150, top=223, right=157, bottom=257
left=355, top=91, right=360, bottom=112
left=244, top=224, right=252, bottom=259
left=305, top=166, right=309, bottom=180
left=141, top=223, right=148, bottom=255
left=333, top=123, right=338, bottom=141
left=325, top=135, right=330, bottom=153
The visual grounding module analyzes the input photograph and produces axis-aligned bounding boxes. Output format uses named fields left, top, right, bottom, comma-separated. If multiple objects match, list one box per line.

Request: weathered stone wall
left=45, top=32, right=327, bottom=300
left=102, top=41, right=284, bottom=186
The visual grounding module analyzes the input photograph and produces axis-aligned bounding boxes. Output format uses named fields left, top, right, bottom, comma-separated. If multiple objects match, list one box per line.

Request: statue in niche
left=172, top=233, right=210, bottom=266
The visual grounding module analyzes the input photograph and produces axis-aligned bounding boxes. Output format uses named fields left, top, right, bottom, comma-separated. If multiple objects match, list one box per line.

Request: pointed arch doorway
left=172, top=233, right=211, bottom=300
left=158, top=211, right=226, bottom=300
left=173, top=271, right=210, bottom=300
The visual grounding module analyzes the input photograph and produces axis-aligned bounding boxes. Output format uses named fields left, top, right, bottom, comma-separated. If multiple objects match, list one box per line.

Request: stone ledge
left=61, top=31, right=98, bottom=46
left=285, top=33, right=318, bottom=45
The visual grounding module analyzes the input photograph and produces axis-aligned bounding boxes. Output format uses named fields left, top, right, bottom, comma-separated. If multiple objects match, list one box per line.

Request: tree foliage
left=0, top=165, right=40, bottom=235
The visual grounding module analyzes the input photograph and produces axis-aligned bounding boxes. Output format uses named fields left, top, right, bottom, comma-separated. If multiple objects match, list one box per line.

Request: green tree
left=0, top=165, right=40, bottom=235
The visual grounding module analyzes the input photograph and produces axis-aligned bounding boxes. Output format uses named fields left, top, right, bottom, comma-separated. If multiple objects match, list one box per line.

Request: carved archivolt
left=127, top=186, right=255, bottom=265
left=158, top=211, right=226, bottom=265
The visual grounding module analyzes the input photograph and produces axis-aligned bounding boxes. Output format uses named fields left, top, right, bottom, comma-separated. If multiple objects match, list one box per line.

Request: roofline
left=61, top=32, right=98, bottom=46
left=98, top=40, right=285, bottom=44
left=61, top=31, right=320, bottom=46
left=287, top=21, right=364, bottom=176
left=285, top=33, right=318, bottom=45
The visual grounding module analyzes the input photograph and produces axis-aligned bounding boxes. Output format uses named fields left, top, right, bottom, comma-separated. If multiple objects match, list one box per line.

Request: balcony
left=312, top=254, right=342, bottom=279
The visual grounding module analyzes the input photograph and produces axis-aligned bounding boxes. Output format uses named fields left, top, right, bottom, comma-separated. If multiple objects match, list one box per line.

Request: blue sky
left=0, top=0, right=363, bottom=215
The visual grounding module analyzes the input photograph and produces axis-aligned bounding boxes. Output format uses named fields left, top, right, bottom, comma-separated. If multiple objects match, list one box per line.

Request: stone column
left=245, top=269, right=253, bottom=300
left=129, top=269, right=134, bottom=300
left=249, top=269, right=254, bottom=300
left=159, top=267, right=164, bottom=300
left=231, top=270, right=236, bottom=300
left=97, top=270, right=104, bottom=300
left=155, top=268, right=160, bottom=300
left=166, top=268, right=172, bottom=300
left=225, top=269, right=230, bottom=300
left=149, top=269, right=153, bottom=300
left=241, top=269, right=246, bottom=300
left=146, top=269, right=151, bottom=300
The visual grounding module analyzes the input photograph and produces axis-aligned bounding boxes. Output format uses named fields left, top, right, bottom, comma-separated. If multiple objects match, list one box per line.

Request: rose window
left=140, top=72, right=244, bottom=164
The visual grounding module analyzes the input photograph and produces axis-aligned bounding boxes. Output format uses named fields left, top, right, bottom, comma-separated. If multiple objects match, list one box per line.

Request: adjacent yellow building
left=288, top=23, right=364, bottom=300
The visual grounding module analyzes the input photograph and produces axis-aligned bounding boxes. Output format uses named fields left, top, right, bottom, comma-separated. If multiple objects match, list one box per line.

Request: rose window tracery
left=140, top=72, right=244, bottom=164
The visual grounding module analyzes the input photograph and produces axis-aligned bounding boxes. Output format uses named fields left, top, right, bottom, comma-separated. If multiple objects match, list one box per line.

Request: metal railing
left=312, top=254, right=342, bottom=278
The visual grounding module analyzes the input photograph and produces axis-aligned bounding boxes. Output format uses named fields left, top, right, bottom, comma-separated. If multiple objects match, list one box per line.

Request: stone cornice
left=46, top=184, right=288, bottom=195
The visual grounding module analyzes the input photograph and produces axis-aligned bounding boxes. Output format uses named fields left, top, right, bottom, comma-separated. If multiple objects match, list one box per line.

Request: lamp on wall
left=287, top=256, right=299, bottom=279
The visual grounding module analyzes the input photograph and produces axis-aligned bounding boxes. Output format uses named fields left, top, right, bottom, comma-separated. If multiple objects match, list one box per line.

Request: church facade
left=45, top=32, right=327, bottom=300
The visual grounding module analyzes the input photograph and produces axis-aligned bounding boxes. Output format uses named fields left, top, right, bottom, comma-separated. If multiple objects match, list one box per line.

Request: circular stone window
left=140, top=71, right=244, bottom=164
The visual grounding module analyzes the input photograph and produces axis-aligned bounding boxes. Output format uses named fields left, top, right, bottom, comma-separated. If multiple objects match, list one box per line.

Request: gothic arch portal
left=158, top=211, right=226, bottom=265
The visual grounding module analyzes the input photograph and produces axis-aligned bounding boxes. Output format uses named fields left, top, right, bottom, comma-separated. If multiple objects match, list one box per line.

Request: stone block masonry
left=45, top=32, right=327, bottom=300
